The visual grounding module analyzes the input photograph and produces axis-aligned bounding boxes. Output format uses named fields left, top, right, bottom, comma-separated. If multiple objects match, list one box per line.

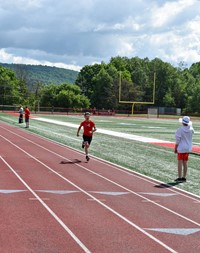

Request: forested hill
left=0, top=63, right=79, bottom=86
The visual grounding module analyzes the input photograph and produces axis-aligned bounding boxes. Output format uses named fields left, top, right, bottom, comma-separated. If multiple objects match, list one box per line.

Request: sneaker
left=82, top=142, right=85, bottom=148
left=181, top=177, right=186, bottom=182
left=174, top=178, right=182, bottom=182
left=86, top=155, right=90, bottom=162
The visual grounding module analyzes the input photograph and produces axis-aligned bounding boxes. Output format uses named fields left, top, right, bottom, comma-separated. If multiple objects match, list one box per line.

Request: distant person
left=77, top=112, right=96, bottom=162
left=24, top=106, right=30, bottom=128
left=18, top=105, right=24, bottom=124
left=174, top=116, right=194, bottom=182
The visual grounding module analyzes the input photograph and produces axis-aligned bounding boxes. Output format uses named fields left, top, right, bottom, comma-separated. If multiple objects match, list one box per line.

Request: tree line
left=75, top=57, right=200, bottom=113
left=1, top=57, right=200, bottom=113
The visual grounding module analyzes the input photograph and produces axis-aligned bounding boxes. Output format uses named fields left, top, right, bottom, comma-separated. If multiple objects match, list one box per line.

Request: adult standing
left=18, top=105, right=23, bottom=123
left=25, top=106, right=30, bottom=128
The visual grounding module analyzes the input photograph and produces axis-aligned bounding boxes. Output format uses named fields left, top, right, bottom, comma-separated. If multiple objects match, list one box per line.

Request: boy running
left=77, top=112, right=96, bottom=161
left=174, top=116, right=194, bottom=182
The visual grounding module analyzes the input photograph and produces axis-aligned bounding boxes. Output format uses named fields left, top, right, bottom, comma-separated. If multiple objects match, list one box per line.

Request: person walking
left=77, top=112, right=96, bottom=162
left=18, top=105, right=24, bottom=124
left=24, top=106, right=30, bottom=128
left=174, top=116, right=194, bottom=182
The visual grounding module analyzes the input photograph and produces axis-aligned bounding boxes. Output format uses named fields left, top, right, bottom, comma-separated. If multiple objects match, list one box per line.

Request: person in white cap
left=174, top=116, right=194, bottom=182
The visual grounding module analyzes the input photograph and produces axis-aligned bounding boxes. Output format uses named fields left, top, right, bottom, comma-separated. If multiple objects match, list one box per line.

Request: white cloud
left=0, top=0, right=200, bottom=69
left=0, top=48, right=81, bottom=71
left=150, top=0, right=196, bottom=28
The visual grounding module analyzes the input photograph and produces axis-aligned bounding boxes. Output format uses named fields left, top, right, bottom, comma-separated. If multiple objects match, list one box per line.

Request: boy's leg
left=178, top=160, right=183, bottom=178
left=183, top=160, right=188, bottom=178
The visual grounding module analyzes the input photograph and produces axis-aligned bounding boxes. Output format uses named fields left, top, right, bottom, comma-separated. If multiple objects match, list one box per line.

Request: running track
left=0, top=122, right=200, bottom=253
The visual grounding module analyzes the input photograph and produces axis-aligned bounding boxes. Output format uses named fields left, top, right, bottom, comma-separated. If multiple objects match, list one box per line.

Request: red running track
left=0, top=122, right=200, bottom=253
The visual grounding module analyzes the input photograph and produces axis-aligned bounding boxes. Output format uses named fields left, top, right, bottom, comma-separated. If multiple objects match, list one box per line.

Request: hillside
left=0, top=63, right=79, bottom=88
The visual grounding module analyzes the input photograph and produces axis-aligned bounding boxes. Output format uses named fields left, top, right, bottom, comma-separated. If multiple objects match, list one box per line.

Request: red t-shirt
left=25, top=108, right=30, bottom=118
left=80, top=120, right=95, bottom=136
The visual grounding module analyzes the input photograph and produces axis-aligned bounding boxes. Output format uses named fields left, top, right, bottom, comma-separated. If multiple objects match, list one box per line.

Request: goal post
left=119, top=71, right=156, bottom=115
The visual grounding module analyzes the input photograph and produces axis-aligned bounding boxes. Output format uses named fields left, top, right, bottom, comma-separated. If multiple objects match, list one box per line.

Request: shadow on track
left=154, top=182, right=182, bottom=189
left=60, top=159, right=82, bottom=164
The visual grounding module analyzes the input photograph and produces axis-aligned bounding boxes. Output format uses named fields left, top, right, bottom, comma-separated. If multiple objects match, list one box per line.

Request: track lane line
left=0, top=136, right=178, bottom=253
left=1, top=129, right=200, bottom=226
left=0, top=155, right=91, bottom=253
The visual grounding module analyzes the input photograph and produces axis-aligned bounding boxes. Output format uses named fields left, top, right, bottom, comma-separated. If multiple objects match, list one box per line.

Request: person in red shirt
left=24, top=106, right=30, bottom=128
left=77, top=112, right=96, bottom=161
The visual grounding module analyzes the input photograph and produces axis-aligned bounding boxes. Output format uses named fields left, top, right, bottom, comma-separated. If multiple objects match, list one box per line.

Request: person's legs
left=25, top=118, right=29, bottom=128
left=82, top=136, right=92, bottom=161
left=178, top=160, right=183, bottom=178
left=183, top=160, right=188, bottom=178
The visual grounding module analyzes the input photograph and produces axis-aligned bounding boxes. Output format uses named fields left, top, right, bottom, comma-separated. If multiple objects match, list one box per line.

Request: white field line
left=0, top=135, right=178, bottom=253
left=1, top=128, right=200, bottom=224
left=33, top=117, right=173, bottom=144
left=0, top=156, right=91, bottom=253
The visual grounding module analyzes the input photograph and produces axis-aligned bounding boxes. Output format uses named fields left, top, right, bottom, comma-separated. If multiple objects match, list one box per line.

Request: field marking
left=0, top=137, right=178, bottom=253
left=0, top=156, right=91, bottom=253
left=1, top=130, right=200, bottom=227
left=33, top=117, right=173, bottom=144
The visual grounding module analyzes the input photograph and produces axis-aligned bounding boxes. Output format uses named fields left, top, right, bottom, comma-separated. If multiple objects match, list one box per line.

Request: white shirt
left=175, top=125, right=194, bottom=153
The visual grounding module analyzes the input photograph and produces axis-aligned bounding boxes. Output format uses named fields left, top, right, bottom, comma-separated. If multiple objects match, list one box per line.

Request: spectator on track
left=77, top=112, right=96, bottom=162
left=18, top=105, right=24, bottom=124
left=24, top=106, right=30, bottom=128
left=174, top=116, right=194, bottom=182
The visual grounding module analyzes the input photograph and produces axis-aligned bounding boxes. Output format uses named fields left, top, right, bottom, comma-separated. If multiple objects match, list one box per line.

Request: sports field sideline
left=0, top=112, right=200, bottom=196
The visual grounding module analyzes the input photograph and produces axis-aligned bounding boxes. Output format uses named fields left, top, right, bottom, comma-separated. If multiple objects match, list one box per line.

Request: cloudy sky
left=0, top=0, right=200, bottom=71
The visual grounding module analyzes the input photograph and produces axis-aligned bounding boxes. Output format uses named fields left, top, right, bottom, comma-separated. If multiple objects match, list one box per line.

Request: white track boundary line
left=1, top=122, right=200, bottom=202
left=1, top=132, right=200, bottom=227
left=0, top=156, right=91, bottom=253
left=0, top=135, right=178, bottom=253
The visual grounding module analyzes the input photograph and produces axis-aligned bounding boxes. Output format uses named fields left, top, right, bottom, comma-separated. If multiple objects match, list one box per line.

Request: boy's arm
left=92, top=125, right=97, bottom=133
left=77, top=125, right=82, bottom=136
left=174, top=129, right=181, bottom=153
left=174, top=143, right=178, bottom=153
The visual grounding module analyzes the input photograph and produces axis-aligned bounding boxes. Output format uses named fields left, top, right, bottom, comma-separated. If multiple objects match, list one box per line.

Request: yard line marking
left=139, top=193, right=178, bottom=197
left=145, top=228, right=200, bottom=236
left=1, top=130, right=200, bottom=226
left=0, top=139, right=178, bottom=253
left=33, top=117, right=172, bottom=144
left=0, top=189, right=27, bottom=194
left=35, top=190, right=79, bottom=195
left=0, top=156, right=91, bottom=253
left=89, top=191, right=130, bottom=196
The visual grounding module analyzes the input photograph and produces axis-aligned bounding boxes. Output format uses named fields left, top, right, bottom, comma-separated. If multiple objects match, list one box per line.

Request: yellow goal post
left=118, top=72, right=156, bottom=115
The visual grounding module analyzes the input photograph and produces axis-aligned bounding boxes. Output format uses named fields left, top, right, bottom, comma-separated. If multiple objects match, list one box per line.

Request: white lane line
left=1, top=128, right=200, bottom=225
left=0, top=137, right=178, bottom=253
left=0, top=156, right=91, bottom=253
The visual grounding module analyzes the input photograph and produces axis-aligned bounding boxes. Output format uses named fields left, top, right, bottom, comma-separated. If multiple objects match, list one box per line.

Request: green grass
left=1, top=112, right=200, bottom=196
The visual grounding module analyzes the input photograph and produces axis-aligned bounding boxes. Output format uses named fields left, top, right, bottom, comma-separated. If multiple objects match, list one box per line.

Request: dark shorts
left=83, top=135, right=92, bottom=145
left=25, top=117, right=29, bottom=123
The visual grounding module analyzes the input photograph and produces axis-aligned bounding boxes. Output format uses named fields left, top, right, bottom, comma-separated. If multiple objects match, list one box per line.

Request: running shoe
left=82, top=142, right=85, bottom=148
left=86, top=155, right=90, bottom=162
left=174, top=178, right=182, bottom=182
left=181, top=177, right=186, bottom=182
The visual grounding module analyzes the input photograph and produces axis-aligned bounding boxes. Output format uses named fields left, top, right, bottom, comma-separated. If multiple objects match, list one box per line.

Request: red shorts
left=177, top=153, right=189, bottom=161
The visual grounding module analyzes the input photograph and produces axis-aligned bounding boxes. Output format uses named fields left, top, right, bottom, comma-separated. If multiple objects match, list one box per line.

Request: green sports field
left=1, top=112, right=200, bottom=196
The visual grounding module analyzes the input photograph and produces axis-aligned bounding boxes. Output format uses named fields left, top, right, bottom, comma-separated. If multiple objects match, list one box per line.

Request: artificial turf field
left=0, top=112, right=200, bottom=196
